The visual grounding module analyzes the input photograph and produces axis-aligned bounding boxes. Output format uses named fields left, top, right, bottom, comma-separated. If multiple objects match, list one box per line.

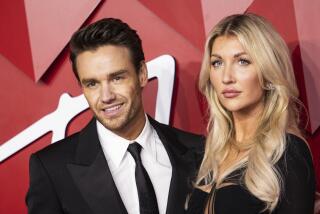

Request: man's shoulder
left=149, top=117, right=205, bottom=149
left=32, top=131, right=80, bottom=163
left=164, top=123, right=204, bottom=142
left=33, top=118, right=96, bottom=162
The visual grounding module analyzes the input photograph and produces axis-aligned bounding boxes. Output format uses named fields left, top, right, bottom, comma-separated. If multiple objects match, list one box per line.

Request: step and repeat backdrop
left=0, top=0, right=319, bottom=213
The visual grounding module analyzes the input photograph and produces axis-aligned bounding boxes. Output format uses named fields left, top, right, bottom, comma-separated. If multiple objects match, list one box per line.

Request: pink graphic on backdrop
left=0, top=0, right=101, bottom=81
left=201, top=0, right=254, bottom=35
left=293, top=0, right=320, bottom=133
left=138, top=0, right=206, bottom=49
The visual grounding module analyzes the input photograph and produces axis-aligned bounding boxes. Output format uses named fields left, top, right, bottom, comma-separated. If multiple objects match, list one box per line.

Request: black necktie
left=127, top=142, right=159, bottom=214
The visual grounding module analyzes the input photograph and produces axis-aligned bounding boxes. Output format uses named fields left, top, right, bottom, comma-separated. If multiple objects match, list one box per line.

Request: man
left=26, top=18, right=203, bottom=214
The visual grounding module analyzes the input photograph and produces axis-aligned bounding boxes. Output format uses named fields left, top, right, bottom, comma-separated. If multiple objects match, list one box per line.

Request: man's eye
left=86, top=82, right=97, bottom=88
left=113, top=76, right=124, bottom=82
left=239, top=58, right=251, bottom=65
left=211, top=60, right=223, bottom=68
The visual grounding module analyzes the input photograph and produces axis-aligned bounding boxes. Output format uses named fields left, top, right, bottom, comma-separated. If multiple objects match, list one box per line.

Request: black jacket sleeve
left=26, top=154, right=64, bottom=214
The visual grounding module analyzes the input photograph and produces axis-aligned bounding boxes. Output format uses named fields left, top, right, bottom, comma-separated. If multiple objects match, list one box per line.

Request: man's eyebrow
left=81, top=78, right=97, bottom=85
left=109, top=69, right=128, bottom=77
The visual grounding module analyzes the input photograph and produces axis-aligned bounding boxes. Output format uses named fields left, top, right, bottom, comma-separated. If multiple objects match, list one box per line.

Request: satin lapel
left=149, top=117, right=198, bottom=214
left=67, top=119, right=127, bottom=214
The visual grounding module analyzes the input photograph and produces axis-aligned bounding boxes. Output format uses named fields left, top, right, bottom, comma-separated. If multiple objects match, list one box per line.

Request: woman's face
left=209, top=35, right=264, bottom=117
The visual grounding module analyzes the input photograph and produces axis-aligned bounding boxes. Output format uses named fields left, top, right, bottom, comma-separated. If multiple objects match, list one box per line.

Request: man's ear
left=139, top=61, right=148, bottom=88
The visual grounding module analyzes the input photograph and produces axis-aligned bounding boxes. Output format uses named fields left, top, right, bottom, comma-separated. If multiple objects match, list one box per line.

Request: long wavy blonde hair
left=196, top=13, right=302, bottom=212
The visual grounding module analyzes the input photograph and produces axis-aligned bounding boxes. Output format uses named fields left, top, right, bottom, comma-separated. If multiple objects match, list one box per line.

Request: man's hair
left=69, top=18, right=145, bottom=81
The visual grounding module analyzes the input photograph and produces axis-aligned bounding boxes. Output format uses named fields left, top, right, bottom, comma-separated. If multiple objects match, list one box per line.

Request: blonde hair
left=196, top=13, right=302, bottom=212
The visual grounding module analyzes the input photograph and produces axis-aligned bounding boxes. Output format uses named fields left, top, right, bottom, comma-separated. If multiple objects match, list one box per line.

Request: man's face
left=76, top=45, right=148, bottom=139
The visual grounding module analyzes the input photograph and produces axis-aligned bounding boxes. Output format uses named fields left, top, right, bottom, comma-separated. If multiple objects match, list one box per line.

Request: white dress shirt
left=96, top=115, right=172, bottom=214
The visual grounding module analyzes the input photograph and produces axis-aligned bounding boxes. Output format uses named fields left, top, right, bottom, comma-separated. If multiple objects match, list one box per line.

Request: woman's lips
left=222, top=90, right=241, bottom=98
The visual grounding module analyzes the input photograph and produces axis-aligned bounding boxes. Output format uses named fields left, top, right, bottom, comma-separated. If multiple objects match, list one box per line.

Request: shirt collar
left=135, top=115, right=155, bottom=156
left=96, top=114, right=155, bottom=169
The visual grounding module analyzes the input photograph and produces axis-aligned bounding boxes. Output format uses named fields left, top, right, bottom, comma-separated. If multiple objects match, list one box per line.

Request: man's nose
left=100, top=83, right=116, bottom=103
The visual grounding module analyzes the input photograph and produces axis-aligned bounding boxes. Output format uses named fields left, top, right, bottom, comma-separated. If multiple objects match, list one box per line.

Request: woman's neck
left=232, top=103, right=263, bottom=143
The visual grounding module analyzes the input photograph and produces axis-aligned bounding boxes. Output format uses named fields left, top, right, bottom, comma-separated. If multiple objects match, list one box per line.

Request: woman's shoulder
left=274, top=135, right=315, bottom=213
left=285, top=133, right=312, bottom=163
left=277, top=133, right=314, bottom=176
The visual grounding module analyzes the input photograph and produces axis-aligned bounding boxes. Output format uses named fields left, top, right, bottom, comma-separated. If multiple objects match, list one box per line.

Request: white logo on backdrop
left=0, top=55, right=175, bottom=162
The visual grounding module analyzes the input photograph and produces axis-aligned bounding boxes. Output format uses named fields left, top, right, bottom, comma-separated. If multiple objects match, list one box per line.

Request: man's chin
left=97, top=117, right=126, bottom=132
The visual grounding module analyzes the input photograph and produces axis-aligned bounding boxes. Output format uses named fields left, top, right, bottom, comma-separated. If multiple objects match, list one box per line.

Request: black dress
left=186, top=134, right=315, bottom=214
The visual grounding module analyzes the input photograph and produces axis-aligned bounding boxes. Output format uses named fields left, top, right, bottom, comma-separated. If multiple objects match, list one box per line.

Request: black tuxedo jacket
left=26, top=117, right=204, bottom=214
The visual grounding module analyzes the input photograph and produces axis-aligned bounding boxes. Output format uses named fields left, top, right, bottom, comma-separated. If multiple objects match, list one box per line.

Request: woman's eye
left=239, top=58, right=251, bottom=65
left=211, top=60, right=223, bottom=68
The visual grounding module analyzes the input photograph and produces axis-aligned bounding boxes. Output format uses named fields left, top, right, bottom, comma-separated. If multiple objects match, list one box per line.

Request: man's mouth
left=101, top=103, right=124, bottom=116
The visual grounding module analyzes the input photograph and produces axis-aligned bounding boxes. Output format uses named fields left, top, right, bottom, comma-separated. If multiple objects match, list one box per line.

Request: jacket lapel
left=67, top=119, right=127, bottom=214
left=149, top=117, right=198, bottom=214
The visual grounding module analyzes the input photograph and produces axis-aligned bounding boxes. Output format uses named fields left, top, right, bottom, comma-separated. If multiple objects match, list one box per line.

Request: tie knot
left=127, top=142, right=142, bottom=162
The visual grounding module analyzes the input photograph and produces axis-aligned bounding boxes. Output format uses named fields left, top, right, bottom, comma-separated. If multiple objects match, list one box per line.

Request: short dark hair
left=69, top=18, right=145, bottom=81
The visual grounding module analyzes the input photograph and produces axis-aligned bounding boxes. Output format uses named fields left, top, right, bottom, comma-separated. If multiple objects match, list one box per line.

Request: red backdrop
left=0, top=0, right=319, bottom=213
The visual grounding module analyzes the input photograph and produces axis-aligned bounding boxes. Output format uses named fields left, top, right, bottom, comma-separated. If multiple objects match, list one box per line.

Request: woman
left=187, top=14, right=315, bottom=213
